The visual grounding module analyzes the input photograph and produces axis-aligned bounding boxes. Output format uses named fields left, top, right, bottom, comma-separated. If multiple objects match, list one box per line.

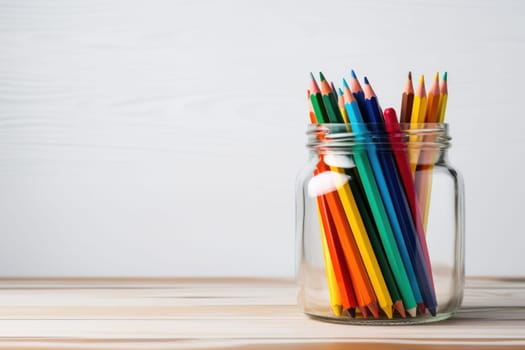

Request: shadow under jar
left=295, top=123, right=465, bottom=324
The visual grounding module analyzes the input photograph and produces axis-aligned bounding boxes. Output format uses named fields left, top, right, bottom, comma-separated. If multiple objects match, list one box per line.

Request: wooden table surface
left=0, top=277, right=523, bottom=349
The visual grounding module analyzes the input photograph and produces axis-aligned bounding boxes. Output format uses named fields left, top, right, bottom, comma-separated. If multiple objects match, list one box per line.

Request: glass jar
left=295, top=122, right=465, bottom=324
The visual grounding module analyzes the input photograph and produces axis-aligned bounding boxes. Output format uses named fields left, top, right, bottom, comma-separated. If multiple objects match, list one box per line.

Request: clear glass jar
left=295, top=123, right=465, bottom=324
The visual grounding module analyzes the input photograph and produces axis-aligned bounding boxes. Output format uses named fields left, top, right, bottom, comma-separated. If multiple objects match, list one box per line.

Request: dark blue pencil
left=362, top=77, right=437, bottom=316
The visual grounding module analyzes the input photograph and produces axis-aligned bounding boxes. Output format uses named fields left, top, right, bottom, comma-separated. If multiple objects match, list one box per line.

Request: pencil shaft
left=316, top=191, right=358, bottom=309
left=384, top=110, right=434, bottom=290
left=318, top=164, right=378, bottom=309
left=361, top=92, right=424, bottom=305
left=330, top=165, right=393, bottom=318
left=342, top=96, right=417, bottom=311
left=319, top=222, right=343, bottom=315
left=346, top=167, right=403, bottom=313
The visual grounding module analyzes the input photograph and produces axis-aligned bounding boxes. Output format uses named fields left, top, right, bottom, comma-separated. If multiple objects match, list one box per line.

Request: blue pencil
left=362, top=76, right=437, bottom=316
left=341, top=78, right=418, bottom=316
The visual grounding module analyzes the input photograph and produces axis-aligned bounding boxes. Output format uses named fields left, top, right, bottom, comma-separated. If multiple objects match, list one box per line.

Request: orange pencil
left=317, top=161, right=380, bottom=318
left=307, top=90, right=317, bottom=124
left=315, top=184, right=359, bottom=316
left=425, top=72, right=440, bottom=123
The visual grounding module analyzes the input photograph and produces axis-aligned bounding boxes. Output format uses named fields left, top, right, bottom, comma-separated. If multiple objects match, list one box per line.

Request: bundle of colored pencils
left=307, top=70, right=448, bottom=319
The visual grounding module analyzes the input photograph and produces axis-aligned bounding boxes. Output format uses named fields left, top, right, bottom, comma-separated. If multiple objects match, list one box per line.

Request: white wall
left=0, top=0, right=523, bottom=277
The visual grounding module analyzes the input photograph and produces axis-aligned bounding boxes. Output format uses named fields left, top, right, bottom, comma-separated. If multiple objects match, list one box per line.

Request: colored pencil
left=437, top=72, right=448, bottom=123
left=317, top=161, right=379, bottom=318
left=362, top=78, right=426, bottom=311
left=307, top=90, right=317, bottom=124
left=311, top=74, right=380, bottom=317
left=342, top=80, right=417, bottom=316
left=425, top=73, right=441, bottom=123
left=309, top=90, right=344, bottom=315
left=309, top=73, right=329, bottom=123
left=346, top=166, right=407, bottom=318
left=318, top=218, right=343, bottom=316
left=378, top=108, right=437, bottom=316
left=319, top=73, right=343, bottom=123
left=315, top=185, right=358, bottom=316
left=383, top=108, right=434, bottom=288
left=408, top=75, right=428, bottom=175
left=349, top=69, right=367, bottom=117
left=337, top=88, right=350, bottom=126
left=317, top=73, right=392, bottom=318
left=400, top=72, right=414, bottom=124
left=418, top=72, right=448, bottom=230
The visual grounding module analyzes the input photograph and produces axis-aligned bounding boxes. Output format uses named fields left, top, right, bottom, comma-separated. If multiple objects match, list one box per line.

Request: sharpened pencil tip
left=342, top=78, right=349, bottom=89
left=363, top=76, right=370, bottom=85
left=394, top=301, right=406, bottom=318
left=367, top=302, right=380, bottom=319
left=419, top=75, right=425, bottom=84
left=348, top=308, right=356, bottom=318
left=319, top=72, right=326, bottom=81
left=434, top=72, right=439, bottom=81
left=442, top=71, right=447, bottom=81
left=418, top=303, right=426, bottom=315
left=309, top=72, right=315, bottom=81
left=408, top=71, right=412, bottom=80
left=350, top=69, right=357, bottom=79
left=337, top=87, right=344, bottom=96
left=429, top=307, right=437, bottom=316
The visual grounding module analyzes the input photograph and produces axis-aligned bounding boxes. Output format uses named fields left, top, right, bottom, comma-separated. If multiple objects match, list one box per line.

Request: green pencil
left=346, top=167, right=406, bottom=318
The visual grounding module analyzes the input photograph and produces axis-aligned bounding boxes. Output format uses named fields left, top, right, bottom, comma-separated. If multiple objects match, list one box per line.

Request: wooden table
left=0, top=277, right=523, bottom=349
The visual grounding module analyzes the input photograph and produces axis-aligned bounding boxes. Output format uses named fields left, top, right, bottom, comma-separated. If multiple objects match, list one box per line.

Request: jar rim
left=306, top=123, right=451, bottom=150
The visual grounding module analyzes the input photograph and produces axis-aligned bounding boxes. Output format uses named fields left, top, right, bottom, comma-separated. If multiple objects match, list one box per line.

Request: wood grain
left=0, top=277, right=523, bottom=349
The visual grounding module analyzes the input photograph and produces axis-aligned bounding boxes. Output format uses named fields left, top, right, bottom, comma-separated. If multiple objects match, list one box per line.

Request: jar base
left=305, top=311, right=456, bottom=325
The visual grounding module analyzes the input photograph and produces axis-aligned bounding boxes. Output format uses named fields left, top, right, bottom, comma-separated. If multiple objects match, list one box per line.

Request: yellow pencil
left=330, top=166, right=394, bottom=319
left=420, top=72, right=448, bottom=230
left=337, top=88, right=351, bottom=128
left=318, top=217, right=343, bottom=316
left=437, top=72, right=448, bottom=123
left=409, top=75, right=427, bottom=175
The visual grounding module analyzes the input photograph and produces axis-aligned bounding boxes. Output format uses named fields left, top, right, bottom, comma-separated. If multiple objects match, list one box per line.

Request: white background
left=0, top=0, right=523, bottom=277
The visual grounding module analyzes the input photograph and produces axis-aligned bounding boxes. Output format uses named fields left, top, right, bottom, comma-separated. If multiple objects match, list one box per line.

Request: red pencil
left=383, top=108, right=435, bottom=290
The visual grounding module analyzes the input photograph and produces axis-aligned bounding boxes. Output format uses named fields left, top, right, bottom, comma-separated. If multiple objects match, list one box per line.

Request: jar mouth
left=306, top=123, right=451, bottom=151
